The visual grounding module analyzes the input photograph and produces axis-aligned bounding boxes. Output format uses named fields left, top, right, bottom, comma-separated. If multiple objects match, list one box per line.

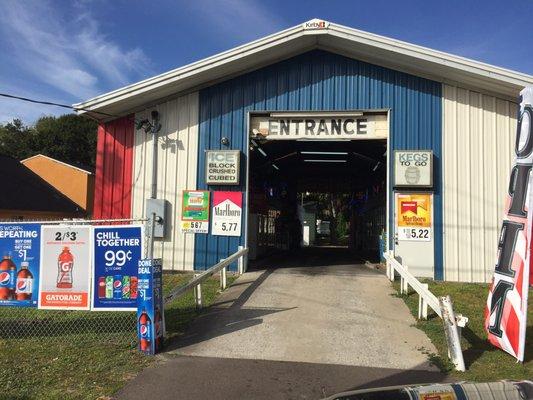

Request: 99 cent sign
left=92, top=225, right=143, bottom=311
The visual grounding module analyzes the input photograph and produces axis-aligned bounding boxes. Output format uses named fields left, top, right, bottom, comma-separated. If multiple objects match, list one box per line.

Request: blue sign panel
left=0, top=224, right=40, bottom=307
left=92, top=225, right=143, bottom=311
left=137, top=258, right=164, bottom=355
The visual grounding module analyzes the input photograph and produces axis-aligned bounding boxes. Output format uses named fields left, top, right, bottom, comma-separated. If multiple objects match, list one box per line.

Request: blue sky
left=1, top=0, right=532, bottom=124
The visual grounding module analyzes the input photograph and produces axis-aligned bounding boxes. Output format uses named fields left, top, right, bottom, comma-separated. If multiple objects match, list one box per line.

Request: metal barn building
left=75, top=19, right=533, bottom=283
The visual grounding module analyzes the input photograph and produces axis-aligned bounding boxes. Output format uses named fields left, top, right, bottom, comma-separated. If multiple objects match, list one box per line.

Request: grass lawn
left=0, top=272, right=237, bottom=400
left=393, top=280, right=532, bottom=381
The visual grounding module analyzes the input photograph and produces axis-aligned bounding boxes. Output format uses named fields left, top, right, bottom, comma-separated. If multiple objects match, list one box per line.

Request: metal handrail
left=164, top=247, right=248, bottom=305
left=384, top=251, right=442, bottom=318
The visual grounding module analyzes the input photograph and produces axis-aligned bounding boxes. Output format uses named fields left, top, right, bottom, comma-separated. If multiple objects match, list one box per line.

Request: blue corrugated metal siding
left=195, top=50, right=443, bottom=278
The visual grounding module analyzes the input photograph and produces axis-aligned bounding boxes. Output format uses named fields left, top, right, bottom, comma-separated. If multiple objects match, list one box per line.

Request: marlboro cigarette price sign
left=212, top=191, right=242, bottom=237
left=396, top=193, right=432, bottom=241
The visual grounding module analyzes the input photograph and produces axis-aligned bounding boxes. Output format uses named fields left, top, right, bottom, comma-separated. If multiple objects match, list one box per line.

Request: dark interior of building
left=247, top=138, right=387, bottom=265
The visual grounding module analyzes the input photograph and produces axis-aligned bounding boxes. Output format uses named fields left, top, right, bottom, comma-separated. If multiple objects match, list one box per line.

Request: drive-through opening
left=246, top=113, right=388, bottom=266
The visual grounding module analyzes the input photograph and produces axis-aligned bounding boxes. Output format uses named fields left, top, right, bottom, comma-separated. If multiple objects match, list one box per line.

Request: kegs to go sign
left=394, top=150, right=433, bottom=188
left=206, top=150, right=240, bottom=185
left=212, top=192, right=242, bottom=237
left=396, top=193, right=432, bottom=241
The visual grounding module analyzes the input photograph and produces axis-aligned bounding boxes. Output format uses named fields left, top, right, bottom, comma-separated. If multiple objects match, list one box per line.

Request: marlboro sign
left=211, top=192, right=242, bottom=237
left=485, top=86, right=533, bottom=361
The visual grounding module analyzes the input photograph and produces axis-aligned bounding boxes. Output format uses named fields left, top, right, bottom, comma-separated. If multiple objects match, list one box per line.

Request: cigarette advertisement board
left=0, top=223, right=41, bottom=307
left=91, top=225, right=143, bottom=311
left=38, top=225, right=92, bottom=310
left=396, top=193, right=432, bottom=241
left=211, top=191, right=243, bottom=237
left=181, top=190, right=210, bottom=234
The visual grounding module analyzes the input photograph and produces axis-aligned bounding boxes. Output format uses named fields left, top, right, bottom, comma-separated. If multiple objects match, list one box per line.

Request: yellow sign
left=397, top=194, right=431, bottom=228
left=419, top=392, right=456, bottom=400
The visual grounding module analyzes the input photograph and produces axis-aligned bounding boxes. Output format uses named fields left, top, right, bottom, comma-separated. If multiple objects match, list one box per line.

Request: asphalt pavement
left=116, top=248, right=447, bottom=399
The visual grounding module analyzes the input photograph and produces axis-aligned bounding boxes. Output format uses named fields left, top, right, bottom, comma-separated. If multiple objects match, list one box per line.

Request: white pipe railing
left=164, top=246, right=248, bottom=307
left=384, top=250, right=468, bottom=371
left=384, top=250, right=441, bottom=318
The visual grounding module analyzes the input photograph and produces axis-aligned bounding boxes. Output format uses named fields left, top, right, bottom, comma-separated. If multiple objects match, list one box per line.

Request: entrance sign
left=0, top=223, right=40, bottom=307
left=394, top=150, right=433, bottom=188
left=485, top=86, right=532, bottom=362
left=396, top=193, right=432, bottom=241
left=206, top=150, right=240, bottom=185
left=212, top=192, right=243, bottom=237
left=38, top=226, right=91, bottom=310
left=250, top=111, right=388, bottom=140
left=181, top=190, right=210, bottom=234
left=92, top=225, right=143, bottom=311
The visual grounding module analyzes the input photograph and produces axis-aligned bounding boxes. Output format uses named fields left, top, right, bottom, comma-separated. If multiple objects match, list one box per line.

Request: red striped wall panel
left=93, top=116, right=134, bottom=219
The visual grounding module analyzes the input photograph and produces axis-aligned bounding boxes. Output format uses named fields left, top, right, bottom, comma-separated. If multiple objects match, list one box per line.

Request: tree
left=0, top=114, right=98, bottom=167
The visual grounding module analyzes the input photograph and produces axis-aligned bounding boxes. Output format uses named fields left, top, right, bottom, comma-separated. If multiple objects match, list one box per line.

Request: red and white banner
left=485, top=87, right=533, bottom=361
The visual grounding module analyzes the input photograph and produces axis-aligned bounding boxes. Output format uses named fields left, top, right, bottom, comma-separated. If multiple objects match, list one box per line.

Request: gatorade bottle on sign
left=0, top=253, right=16, bottom=300
left=15, top=261, right=33, bottom=301
left=138, top=309, right=152, bottom=352
left=57, top=247, right=74, bottom=288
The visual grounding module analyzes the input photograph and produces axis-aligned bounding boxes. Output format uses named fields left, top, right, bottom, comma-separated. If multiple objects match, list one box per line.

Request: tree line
left=0, top=114, right=98, bottom=168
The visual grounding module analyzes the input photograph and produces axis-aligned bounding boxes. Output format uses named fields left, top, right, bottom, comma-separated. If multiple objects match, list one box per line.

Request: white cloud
left=185, top=0, right=287, bottom=42
left=0, top=0, right=152, bottom=104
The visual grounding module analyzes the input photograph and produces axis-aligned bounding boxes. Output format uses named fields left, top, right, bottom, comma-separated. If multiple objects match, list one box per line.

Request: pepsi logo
left=114, top=280, right=122, bottom=289
left=140, top=325, right=148, bottom=337
left=17, top=280, right=27, bottom=291
left=0, top=272, right=10, bottom=285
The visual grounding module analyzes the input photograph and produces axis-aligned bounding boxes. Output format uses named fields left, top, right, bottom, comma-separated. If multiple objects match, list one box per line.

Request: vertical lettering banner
left=212, top=192, right=243, bottom=237
left=485, top=86, right=533, bottom=361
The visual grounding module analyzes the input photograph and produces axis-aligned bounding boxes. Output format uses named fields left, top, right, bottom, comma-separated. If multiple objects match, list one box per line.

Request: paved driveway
left=117, top=248, right=445, bottom=399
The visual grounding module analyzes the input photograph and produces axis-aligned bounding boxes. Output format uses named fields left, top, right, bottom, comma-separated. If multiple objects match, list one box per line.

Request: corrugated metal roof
left=74, top=19, right=533, bottom=119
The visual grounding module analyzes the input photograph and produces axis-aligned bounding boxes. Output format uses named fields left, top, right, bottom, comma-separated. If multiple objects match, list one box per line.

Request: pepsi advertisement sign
left=137, top=258, right=164, bottom=355
left=91, top=225, right=143, bottom=311
left=0, top=224, right=40, bottom=307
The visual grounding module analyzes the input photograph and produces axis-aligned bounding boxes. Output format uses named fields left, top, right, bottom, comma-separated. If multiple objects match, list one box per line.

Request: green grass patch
left=392, top=280, right=532, bottom=380
left=0, top=272, right=237, bottom=400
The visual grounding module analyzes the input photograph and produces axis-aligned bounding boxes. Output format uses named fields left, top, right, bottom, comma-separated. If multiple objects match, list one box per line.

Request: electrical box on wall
left=146, top=199, right=168, bottom=239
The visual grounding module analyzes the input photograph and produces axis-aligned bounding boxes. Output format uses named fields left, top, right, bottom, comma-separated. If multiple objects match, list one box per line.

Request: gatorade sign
left=205, top=150, right=240, bottom=185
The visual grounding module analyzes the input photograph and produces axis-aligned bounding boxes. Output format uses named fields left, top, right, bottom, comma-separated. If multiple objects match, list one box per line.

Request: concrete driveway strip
left=170, top=250, right=438, bottom=370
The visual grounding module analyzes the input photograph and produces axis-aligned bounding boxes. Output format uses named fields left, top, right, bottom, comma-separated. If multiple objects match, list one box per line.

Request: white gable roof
left=75, top=19, right=533, bottom=119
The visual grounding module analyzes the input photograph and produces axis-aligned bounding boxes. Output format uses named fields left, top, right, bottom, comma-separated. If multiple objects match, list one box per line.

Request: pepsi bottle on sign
left=0, top=253, right=17, bottom=300
left=15, top=261, right=33, bottom=301
left=113, top=275, right=123, bottom=299
left=138, top=309, right=152, bottom=352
